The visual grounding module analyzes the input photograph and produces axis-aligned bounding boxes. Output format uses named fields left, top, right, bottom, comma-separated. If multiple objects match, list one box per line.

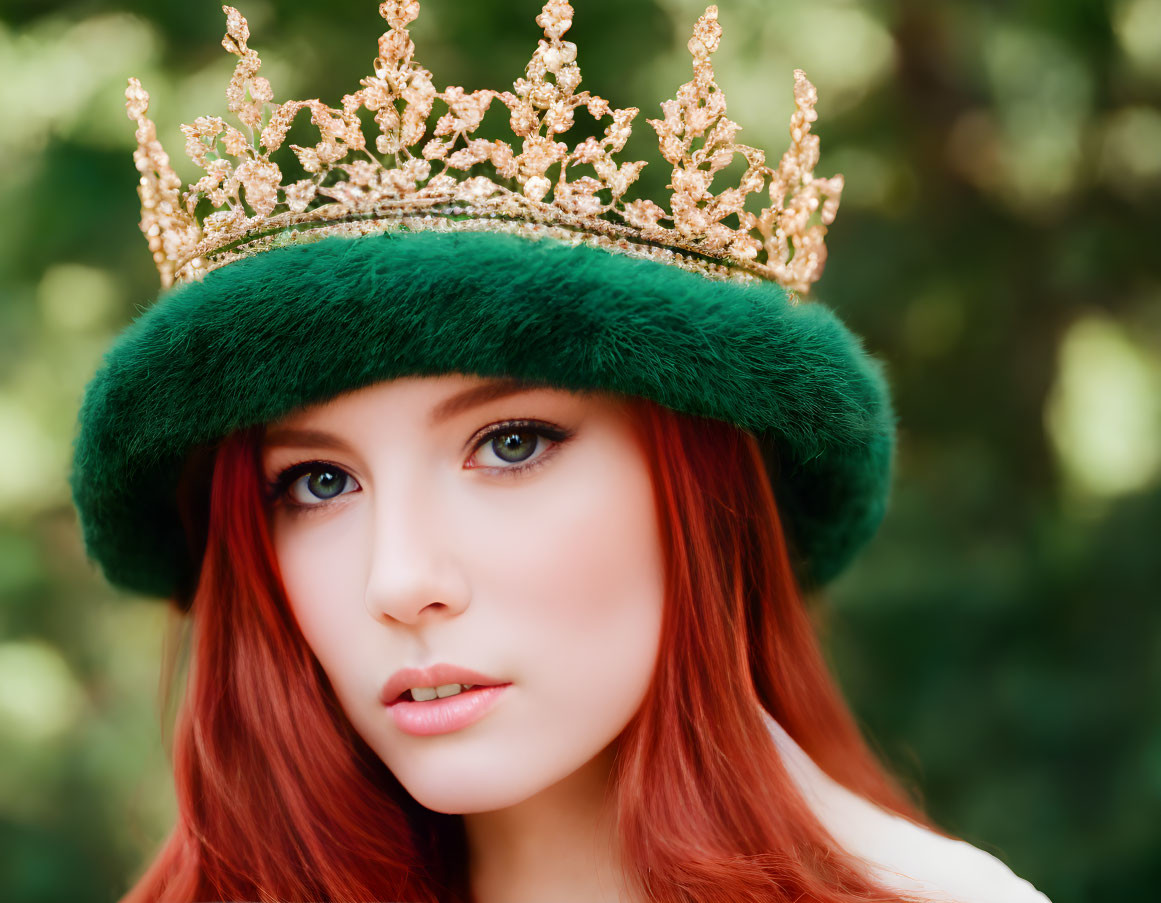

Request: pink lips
left=380, top=664, right=511, bottom=737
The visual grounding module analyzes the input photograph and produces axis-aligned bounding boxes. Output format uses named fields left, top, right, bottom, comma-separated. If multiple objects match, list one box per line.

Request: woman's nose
left=362, top=484, right=471, bottom=626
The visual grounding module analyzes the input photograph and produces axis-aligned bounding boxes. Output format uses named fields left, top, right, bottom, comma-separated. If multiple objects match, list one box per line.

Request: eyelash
left=265, top=419, right=573, bottom=513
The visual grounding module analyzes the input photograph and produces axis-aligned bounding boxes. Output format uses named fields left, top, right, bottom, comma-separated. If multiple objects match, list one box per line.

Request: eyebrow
left=261, top=427, right=357, bottom=454
left=262, top=379, right=545, bottom=452
left=428, top=378, right=546, bottom=426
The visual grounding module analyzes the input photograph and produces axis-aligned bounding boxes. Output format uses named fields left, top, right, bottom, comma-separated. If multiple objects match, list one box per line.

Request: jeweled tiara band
left=127, top=0, right=844, bottom=292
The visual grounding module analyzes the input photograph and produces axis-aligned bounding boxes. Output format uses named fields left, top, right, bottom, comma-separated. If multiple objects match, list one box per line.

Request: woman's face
left=261, top=374, right=665, bottom=813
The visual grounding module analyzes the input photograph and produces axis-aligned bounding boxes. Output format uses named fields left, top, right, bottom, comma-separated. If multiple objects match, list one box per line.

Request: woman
left=71, top=2, right=1052, bottom=900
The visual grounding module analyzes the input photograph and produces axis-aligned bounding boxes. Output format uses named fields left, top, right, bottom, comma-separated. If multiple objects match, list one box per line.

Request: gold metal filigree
left=128, top=2, right=843, bottom=292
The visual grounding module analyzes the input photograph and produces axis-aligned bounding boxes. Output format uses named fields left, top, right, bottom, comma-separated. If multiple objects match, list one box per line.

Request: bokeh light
left=1046, top=314, right=1161, bottom=499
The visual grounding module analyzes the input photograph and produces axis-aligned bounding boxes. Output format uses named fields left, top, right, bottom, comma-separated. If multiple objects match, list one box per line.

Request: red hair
left=125, top=398, right=928, bottom=903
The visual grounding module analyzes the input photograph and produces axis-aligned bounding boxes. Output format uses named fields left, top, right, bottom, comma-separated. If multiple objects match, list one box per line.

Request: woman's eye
left=469, top=421, right=570, bottom=471
left=281, top=465, right=359, bottom=507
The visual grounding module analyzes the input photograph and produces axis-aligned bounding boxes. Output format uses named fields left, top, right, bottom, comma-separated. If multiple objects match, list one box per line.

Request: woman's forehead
left=263, top=374, right=594, bottom=437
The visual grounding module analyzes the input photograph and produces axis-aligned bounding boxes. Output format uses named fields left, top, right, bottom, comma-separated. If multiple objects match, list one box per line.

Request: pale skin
left=261, top=373, right=665, bottom=903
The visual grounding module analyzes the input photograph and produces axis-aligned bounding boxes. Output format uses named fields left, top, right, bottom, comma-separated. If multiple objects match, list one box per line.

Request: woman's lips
left=388, top=684, right=511, bottom=736
left=379, top=663, right=506, bottom=707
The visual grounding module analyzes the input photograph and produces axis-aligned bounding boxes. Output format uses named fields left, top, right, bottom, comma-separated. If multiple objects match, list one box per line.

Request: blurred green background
left=1, top=0, right=1159, bottom=900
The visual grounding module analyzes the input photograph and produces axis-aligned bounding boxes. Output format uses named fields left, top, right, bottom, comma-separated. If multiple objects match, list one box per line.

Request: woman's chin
left=399, top=770, right=547, bottom=815
left=383, top=740, right=613, bottom=816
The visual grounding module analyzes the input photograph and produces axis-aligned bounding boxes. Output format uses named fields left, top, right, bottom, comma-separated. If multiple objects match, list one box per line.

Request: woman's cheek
left=273, top=507, right=372, bottom=678
left=479, top=429, right=664, bottom=712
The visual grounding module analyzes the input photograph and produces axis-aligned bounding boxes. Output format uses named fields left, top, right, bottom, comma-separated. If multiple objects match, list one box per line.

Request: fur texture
left=70, top=230, right=895, bottom=599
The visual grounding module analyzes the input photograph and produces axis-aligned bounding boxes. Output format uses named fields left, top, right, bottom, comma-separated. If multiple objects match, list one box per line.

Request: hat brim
left=70, top=230, right=894, bottom=599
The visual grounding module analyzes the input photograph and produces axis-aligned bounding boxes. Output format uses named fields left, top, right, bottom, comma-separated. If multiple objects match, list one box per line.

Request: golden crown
left=127, top=1, right=843, bottom=292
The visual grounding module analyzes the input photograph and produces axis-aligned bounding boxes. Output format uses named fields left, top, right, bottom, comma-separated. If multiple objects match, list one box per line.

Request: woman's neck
left=462, top=743, right=637, bottom=903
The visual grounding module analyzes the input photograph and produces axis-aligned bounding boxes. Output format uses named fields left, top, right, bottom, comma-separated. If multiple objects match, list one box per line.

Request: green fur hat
left=70, top=229, right=894, bottom=601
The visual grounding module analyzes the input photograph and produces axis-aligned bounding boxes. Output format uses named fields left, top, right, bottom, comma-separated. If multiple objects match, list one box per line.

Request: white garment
left=763, top=712, right=1052, bottom=903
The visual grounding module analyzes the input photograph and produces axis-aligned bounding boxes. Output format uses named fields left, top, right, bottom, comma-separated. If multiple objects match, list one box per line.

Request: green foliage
left=2, top=1, right=1158, bottom=900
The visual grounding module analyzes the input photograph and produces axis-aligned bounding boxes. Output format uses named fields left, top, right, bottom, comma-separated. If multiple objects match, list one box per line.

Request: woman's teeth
left=408, top=683, right=475, bottom=702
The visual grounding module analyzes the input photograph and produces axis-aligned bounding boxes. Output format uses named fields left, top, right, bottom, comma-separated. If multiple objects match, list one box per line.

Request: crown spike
left=745, top=68, right=845, bottom=293
left=221, top=5, right=271, bottom=131
left=125, top=79, right=199, bottom=289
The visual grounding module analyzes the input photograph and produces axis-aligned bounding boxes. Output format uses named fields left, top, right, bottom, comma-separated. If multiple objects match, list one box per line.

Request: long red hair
left=124, top=397, right=927, bottom=902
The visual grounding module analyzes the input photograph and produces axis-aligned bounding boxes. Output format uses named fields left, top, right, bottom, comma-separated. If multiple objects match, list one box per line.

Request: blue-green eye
left=278, top=464, right=359, bottom=508
left=469, top=421, right=572, bottom=471
left=491, top=430, right=539, bottom=463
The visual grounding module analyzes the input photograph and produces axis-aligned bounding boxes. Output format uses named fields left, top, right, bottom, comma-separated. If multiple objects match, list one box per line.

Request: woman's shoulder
left=762, top=712, right=1051, bottom=903
left=835, top=797, right=1052, bottom=903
